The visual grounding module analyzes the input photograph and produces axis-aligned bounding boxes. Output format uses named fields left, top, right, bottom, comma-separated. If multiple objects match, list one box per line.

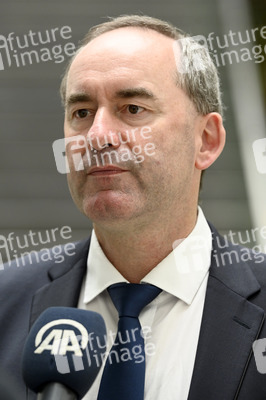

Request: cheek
left=67, top=171, right=86, bottom=202
left=154, top=119, right=195, bottom=160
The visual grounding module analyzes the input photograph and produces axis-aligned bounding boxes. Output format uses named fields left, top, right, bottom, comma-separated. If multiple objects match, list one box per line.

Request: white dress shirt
left=78, top=207, right=212, bottom=400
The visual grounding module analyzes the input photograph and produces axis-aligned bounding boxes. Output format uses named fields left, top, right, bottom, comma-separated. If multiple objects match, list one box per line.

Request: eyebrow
left=115, top=87, right=158, bottom=101
left=65, top=87, right=158, bottom=109
left=65, top=93, right=92, bottom=108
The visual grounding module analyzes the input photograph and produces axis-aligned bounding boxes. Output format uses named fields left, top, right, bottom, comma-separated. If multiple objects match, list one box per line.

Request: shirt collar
left=83, top=230, right=128, bottom=304
left=142, top=207, right=212, bottom=304
left=83, top=207, right=212, bottom=305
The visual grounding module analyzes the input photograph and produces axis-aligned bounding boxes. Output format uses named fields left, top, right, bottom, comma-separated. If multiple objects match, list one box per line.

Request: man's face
left=64, top=27, right=203, bottom=229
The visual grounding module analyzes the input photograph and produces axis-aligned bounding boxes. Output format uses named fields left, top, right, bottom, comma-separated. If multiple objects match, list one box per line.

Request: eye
left=73, top=109, right=90, bottom=119
left=127, top=104, right=144, bottom=114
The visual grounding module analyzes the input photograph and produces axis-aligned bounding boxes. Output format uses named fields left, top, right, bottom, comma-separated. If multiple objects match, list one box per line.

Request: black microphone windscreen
left=22, top=307, right=106, bottom=399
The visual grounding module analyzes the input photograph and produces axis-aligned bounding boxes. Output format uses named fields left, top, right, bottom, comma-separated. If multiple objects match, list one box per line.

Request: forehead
left=66, top=27, right=177, bottom=95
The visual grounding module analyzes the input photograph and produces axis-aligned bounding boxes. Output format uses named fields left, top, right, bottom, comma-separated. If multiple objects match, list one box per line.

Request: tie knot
left=108, top=283, right=162, bottom=318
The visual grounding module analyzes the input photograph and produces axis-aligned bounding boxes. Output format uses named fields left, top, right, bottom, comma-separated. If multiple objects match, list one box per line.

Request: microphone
left=22, top=307, right=107, bottom=400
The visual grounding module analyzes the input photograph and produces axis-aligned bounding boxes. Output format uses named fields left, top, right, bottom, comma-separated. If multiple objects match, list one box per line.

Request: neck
left=93, top=208, right=198, bottom=283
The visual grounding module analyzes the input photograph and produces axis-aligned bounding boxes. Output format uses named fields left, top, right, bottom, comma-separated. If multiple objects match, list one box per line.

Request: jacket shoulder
left=0, top=237, right=90, bottom=301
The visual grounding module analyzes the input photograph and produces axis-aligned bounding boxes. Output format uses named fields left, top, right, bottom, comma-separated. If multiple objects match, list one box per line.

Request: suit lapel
left=188, top=227, right=265, bottom=400
left=29, top=237, right=90, bottom=328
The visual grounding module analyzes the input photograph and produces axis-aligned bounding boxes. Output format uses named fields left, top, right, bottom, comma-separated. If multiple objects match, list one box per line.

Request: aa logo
left=35, top=319, right=89, bottom=373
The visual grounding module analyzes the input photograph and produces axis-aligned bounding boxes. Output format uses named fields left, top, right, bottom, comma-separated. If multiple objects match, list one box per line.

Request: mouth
left=88, top=165, right=128, bottom=176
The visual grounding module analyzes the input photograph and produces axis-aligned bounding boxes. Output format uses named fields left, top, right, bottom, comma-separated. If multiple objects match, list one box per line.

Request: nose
left=87, top=108, right=121, bottom=151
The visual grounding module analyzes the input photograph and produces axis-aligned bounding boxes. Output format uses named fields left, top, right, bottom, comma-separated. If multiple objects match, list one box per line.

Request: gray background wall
left=0, top=0, right=265, bottom=263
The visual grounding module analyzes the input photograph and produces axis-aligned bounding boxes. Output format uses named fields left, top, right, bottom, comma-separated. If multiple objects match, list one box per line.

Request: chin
left=81, top=196, right=136, bottom=223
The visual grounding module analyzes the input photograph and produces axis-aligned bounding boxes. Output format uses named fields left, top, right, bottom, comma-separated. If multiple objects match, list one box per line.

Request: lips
left=88, top=165, right=127, bottom=176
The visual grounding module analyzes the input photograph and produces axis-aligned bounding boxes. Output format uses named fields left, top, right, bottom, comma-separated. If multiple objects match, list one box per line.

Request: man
left=1, top=15, right=266, bottom=400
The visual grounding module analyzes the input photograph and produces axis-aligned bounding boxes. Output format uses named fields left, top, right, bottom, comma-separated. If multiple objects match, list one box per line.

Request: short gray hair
left=60, top=15, right=223, bottom=116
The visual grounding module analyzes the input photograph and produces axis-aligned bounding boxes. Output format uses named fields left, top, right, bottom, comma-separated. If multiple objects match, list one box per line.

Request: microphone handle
left=37, top=382, right=77, bottom=400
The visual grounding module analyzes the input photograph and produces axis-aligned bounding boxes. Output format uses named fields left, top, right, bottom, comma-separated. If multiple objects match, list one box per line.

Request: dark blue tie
left=97, top=283, right=162, bottom=400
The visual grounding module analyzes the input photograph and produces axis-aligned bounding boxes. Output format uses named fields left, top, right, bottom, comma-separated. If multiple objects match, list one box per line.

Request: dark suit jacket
left=1, top=225, right=266, bottom=400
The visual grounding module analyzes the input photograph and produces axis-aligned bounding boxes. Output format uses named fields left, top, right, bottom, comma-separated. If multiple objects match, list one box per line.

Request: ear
left=195, top=112, right=226, bottom=170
